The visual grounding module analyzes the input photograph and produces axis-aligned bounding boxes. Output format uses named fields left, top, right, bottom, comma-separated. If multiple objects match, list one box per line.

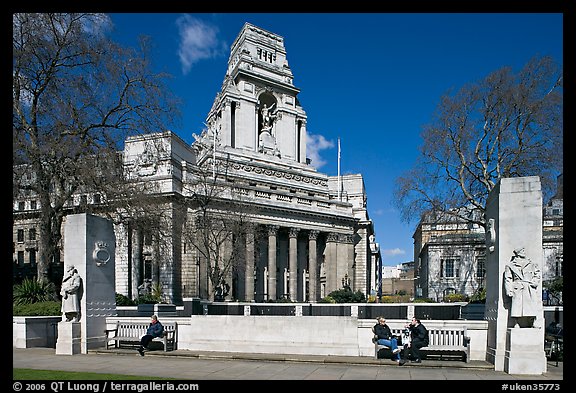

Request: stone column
left=288, top=228, right=299, bottom=301
left=297, top=238, right=307, bottom=301
left=325, top=233, right=338, bottom=294
left=267, top=225, right=279, bottom=301
left=244, top=230, right=255, bottom=302
left=308, top=230, right=319, bottom=302
left=343, top=234, right=356, bottom=290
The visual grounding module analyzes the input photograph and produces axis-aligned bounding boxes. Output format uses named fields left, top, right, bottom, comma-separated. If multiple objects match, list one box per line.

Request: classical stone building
left=413, top=175, right=563, bottom=301
left=13, top=23, right=380, bottom=304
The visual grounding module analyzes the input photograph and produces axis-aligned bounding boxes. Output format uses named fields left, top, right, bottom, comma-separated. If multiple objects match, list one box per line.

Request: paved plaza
left=13, top=347, right=563, bottom=382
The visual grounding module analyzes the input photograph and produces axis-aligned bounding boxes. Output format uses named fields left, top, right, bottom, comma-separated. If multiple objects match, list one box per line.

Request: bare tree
left=182, top=128, right=260, bottom=301
left=394, top=55, right=563, bottom=228
left=13, top=13, right=180, bottom=282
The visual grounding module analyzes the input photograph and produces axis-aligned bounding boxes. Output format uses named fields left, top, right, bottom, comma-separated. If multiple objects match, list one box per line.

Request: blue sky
left=107, top=13, right=563, bottom=266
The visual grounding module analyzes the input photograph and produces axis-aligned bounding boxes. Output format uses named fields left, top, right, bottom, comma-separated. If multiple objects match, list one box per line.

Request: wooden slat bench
left=373, top=326, right=470, bottom=362
left=104, top=321, right=177, bottom=352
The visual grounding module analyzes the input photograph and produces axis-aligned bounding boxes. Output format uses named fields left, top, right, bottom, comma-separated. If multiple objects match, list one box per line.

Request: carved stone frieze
left=227, top=162, right=327, bottom=186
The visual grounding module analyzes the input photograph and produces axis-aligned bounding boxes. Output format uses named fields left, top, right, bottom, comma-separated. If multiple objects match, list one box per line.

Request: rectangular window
left=80, top=195, right=88, bottom=205
left=441, top=258, right=459, bottom=278
left=445, top=259, right=455, bottom=277
left=144, top=259, right=152, bottom=280
left=29, top=228, right=36, bottom=241
left=18, top=201, right=25, bottom=211
left=18, top=251, right=25, bottom=265
left=17, top=229, right=25, bottom=242
left=29, top=249, right=36, bottom=265
left=476, top=258, right=485, bottom=278
left=94, top=194, right=101, bottom=204
left=30, top=200, right=37, bottom=210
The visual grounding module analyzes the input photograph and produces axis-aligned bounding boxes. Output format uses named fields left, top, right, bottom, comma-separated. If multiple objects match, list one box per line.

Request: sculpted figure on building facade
left=504, top=247, right=541, bottom=328
left=260, top=103, right=277, bottom=132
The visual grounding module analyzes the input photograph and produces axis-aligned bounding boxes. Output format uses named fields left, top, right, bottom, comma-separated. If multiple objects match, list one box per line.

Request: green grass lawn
left=13, top=368, right=176, bottom=380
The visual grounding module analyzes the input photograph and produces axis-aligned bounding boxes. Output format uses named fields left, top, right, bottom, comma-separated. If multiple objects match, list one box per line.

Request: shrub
left=328, top=288, right=366, bottom=303
left=319, top=296, right=336, bottom=303
left=380, top=294, right=411, bottom=303
left=151, top=282, right=163, bottom=302
left=380, top=295, right=396, bottom=303
left=444, top=293, right=468, bottom=303
left=469, top=287, right=486, bottom=303
left=326, top=288, right=366, bottom=303
left=135, top=294, right=160, bottom=304
left=274, top=297, right=294, bottom=303
left=13, top=277, right=57, bottom=305
left=13, top=301, right=61, bottom=316
left=413, top=297, right=436, bottom=303
left=115, top=293, right=136, bottom=306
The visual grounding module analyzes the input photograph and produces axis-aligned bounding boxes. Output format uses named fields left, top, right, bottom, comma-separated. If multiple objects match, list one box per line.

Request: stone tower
left=205, top=23, right=308, bottom=162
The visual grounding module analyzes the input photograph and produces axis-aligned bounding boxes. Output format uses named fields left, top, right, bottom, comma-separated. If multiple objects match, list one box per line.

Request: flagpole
left=338, top=137, right=341, bottom=201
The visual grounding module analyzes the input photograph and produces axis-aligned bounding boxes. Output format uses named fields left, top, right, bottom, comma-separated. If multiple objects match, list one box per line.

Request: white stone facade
left=12, top=23, right=378, bottom=305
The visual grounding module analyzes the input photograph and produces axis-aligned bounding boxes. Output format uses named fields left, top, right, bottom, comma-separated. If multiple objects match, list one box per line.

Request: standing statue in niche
left=60, top=265, right=82, bottom=322
left=258, top=102, right=281, bottom=157
left=260, top=103, right=277, bottom=132
left=504, top=247, right=541, bottom=328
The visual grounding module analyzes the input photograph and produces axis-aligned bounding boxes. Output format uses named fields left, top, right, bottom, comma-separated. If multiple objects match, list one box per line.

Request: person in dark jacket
left=400, top=317, right=429, bottom=365
left=138, top=315, right=164, bottom=356
left=372, top=316, right=402, bottom=363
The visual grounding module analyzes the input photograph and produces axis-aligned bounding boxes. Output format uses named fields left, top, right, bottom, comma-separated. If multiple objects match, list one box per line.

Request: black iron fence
left=180, top=300, right=463, bottom=320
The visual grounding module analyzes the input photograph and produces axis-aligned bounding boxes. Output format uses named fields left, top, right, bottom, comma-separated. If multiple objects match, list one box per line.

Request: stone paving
left=13, top=347, right=563, bottom=382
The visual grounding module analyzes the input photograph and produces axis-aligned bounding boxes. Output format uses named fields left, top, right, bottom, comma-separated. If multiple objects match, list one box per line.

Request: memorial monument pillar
left=56, top=213, right=116, bottom=354
left=484, top=176, right=546, bottom=374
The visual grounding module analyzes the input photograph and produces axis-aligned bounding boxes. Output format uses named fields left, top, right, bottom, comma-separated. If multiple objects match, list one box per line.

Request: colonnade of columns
left=242, top=224, right=354, bottom=303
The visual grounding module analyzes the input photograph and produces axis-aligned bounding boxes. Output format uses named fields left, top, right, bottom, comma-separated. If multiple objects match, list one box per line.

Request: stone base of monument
left=55, top=321, right=81, bottom=355
left=504, top=327, right=547, bottom=375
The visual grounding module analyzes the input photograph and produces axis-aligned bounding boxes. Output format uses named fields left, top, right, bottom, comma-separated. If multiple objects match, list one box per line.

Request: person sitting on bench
left=137, top=315, right=164, bottom=356
left=373, top=316, right=402, bottom=364
left=400, top=317, right=428, bottom=364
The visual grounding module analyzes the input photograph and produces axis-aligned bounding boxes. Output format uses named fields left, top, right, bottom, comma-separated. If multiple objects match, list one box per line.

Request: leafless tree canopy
left=182, top=140, right=260, bottom=301
left=13, top=13, right=180, bottom=281
left=394, top=56, right=563, bottom=228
